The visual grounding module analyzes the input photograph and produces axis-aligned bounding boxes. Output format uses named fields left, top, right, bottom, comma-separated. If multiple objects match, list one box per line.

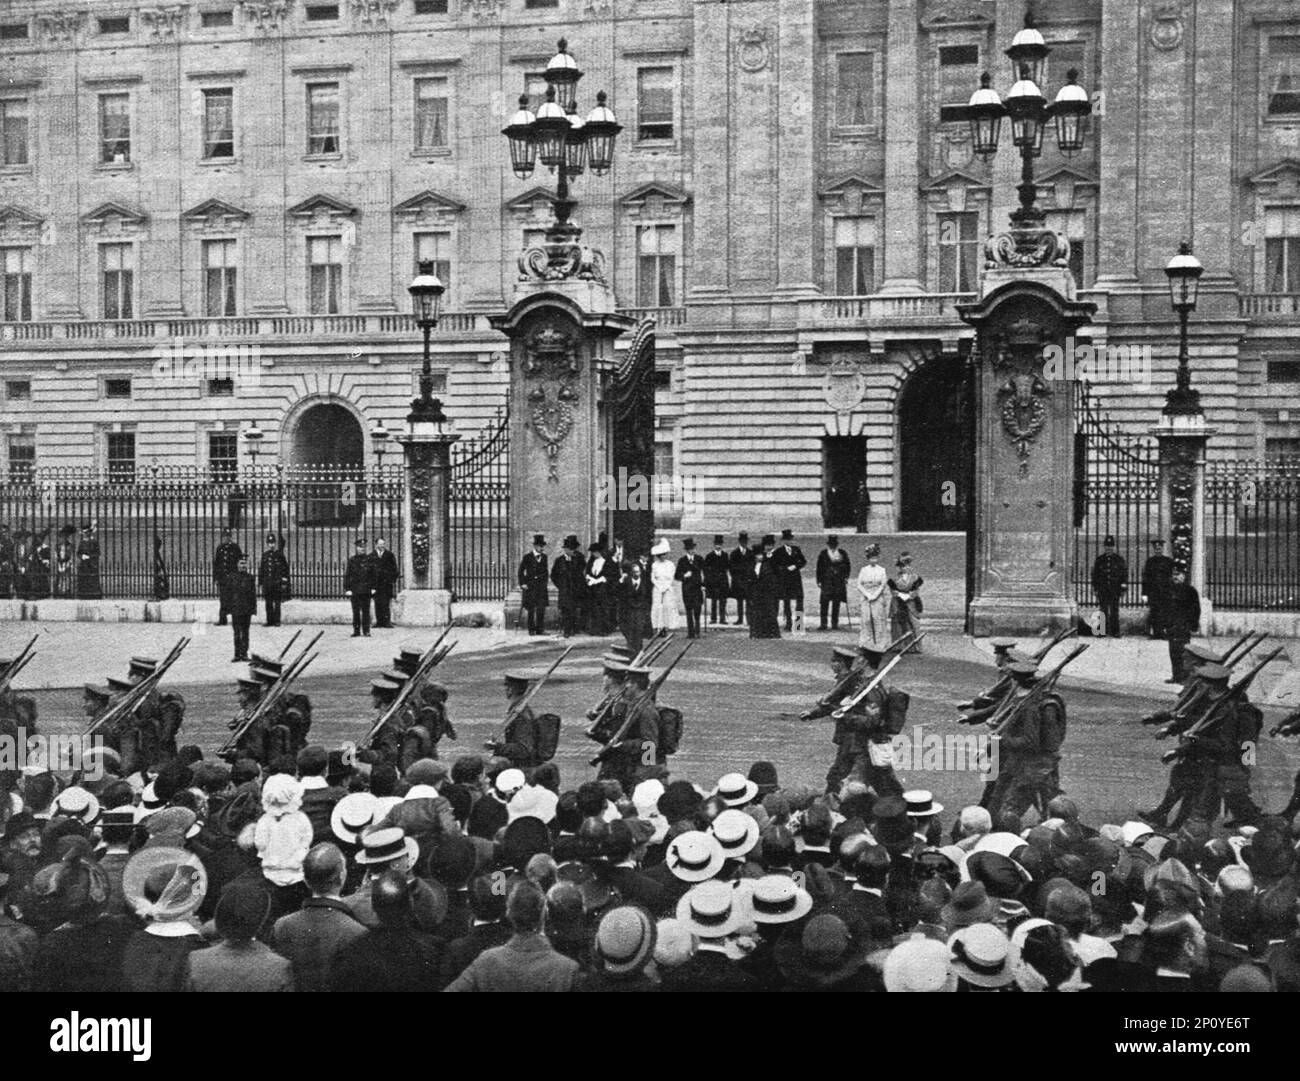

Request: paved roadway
left=17, top=625, right=1300, bottom=827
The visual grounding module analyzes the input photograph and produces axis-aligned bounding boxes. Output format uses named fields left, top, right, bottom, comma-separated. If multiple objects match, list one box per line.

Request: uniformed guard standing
left=518, top=535, right=550, bottom=635
left=728, top=532, right=752, bottom=626
left=344, top=537, right=375, bottom=638
left=703, top=535, right=731, bottom=626
left=675, top=538, right=705, bottom=639
left=226, top=555, right=257, bottom=662
left=1140, top=539, right=1175, bottom=640
left=773, top=529, right=807, bottom=632
left=1090, top=535, right=1128, bottom=638
left=258, top=534, right=290, bottom=628
left=212, top=528, right=243, bottom=626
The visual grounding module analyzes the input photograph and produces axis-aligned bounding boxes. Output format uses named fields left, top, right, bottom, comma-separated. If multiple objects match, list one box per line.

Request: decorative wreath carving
left=999, top=372, right=1048, bottom=477
left=529, top=384, right=578, bottom=482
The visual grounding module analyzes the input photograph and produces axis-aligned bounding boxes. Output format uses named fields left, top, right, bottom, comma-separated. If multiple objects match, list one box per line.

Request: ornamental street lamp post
left=1163, top=241, right=1205, bottom=417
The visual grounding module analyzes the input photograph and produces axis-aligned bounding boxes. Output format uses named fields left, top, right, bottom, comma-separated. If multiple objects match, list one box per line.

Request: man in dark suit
left=212, top=528, right=243, bottom=626
left=549, top=535, right=585, bottom=638
left=773, top=528, right=807, bottom=632
left=258, top=534, right=290, bottom=628
left=830, top=845, right=890, bottom=939
left=815, top=535, right=852, bottom=631
left=749, top=535, right=781, bottom=640
left=370, top=537, right=400, bottom=628
left=344, top=537, right=375, bottom=638
left=675, top=538, right=706, bottom=639
left=518, top=535, right=549, bottom=636
left=703, top=534, right=731, bottom=626
left=728, top=532, right=752, bottom=626
left=1165, top=567, right=1202, bottom=684
left=1141, top=539, right=1175, bottom=639
left=226, top=554, right=257, bottom=662
left=1090, top=534, right=1128, bottom=638
left=600, top=819, right=671, bottom=917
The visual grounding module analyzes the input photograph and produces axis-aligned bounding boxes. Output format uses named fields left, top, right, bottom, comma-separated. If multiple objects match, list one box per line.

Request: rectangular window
left=7, top=437, right=34, bottom=483
left=637, top=224, right=677, bottom=307
left=0, top=99, right=29, bottom=166
left=202, top=88, right=235, bottom=159
left=833, top=217, right=877, bottom=295
left=937, top=211, right=980, bottom=293
left=208, top=432, right=239, bottom=482
left=0, top=23, right=29, bottom=40
left=5, top=379, right=31, bottom=400
left=307, top=83, right=340, bottom=156
left=653, top=439, right=674, bottom=478
left=653, top=369, right=672, bottom=389
left=939, top=42, right=980, bottom=124
left=106, top=432, right=135, bottom=483
left=98, top=16, right=131, bottom=35
left=308, top=235, right=343, bottom=314
left=414, top=78, right=448, bottom=151
left=1265, top=207, right=1300, bottom=293
left=1265, top=436, right=1300, bottom=460
left=836, top=53, right=874, bottom=128
left=1266, top=360, right=1300, bottom=382
left=637, top=68, right=674, bottom=141
left=413, top=0, right=447, bottom=11
left=305, top=4, right=340, bottom=19
left=99, top=93, right=131, bottom=164
left=414, top=231, right=452, bottom=305
left=525, top=0, right=559, bottom=7
left=207, top=377, right=235, bottom=397
left=1, top=247, right=32, bottom=322
left=1268, top=36, right=1300, bottom=117
left=200, top=9, right=234, bottom=28
left=203, top=239, right=238, bottom=317
left=1047, top=209, right=1087, bottom=287
left=100, top=244, right=134, bottom=320
left=104, top=377, right=133, bottom=399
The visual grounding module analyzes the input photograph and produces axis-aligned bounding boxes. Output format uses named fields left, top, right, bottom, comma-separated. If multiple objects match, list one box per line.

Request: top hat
left=683, top=538, right=696, bottom=549
left=781, top=529, right=794, bottom=541
left=826, top=535, right=839, bottom=544
left=532, top=534, right=547, bottom=547
left=563, top=535, right=580, bottom=550
left=761, top=534, right=776, bottom=547
left=737, top=532, right=749, bottom=542
left=713, top=534, right=725, bottom=546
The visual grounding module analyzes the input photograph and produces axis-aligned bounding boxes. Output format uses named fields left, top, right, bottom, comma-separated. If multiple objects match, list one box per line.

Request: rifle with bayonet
left=84, top=637, right=189, bottom=737
left=0, top=635, right=38, bottom=697
left=591, top=641, right=694, bottom=766
left=486, top=645, right=575, bottom=752
left=1162, top=647, right=1283, bottom=763
left=829, top=633, right=928, bottom=721
left=218, top=632, right=321, bottom=758
left=799, top=631, right=915, bottom=722
left=359, top=627, right=458, bottom=750
left=1141, top=632, right=1268, bottom=727
left=585, top=634, right=674, bottom=742
left=985, top=643, right=1089, bottom=738
left=957, top=625, right=1078, bottom=715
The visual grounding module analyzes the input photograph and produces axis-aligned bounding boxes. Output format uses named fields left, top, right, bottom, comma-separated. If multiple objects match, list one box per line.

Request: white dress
left=857, top=562, right=892, bottom=651
left=650, top=557, right=679, bottom=630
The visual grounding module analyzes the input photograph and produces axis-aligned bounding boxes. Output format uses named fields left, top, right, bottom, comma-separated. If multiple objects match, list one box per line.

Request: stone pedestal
left=1152, top=414, right=1215, bottom=632
left=395, top=427, right=458, bottom=626
left=960, top=270, right=1096, bottom=635
left=491, top=281, right=635, bottom=620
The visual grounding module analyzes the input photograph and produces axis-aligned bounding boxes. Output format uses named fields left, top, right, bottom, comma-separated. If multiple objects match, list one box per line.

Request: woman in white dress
left=649, top=539, right=680, bottom=632
left=857, top=542, right=892, bottom=652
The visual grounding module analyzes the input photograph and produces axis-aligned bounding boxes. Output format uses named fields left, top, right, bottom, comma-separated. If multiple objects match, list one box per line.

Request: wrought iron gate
left=1205, top=458, right=1300, bottom=610
left=449, top=407, right=511, bottom=601
left=1071, top=383, right=1161, bottom=610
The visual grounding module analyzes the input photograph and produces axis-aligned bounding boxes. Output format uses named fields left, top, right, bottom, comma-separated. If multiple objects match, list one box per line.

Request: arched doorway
left=290, top=401, right=364, bottom=525
left=898, top=356, right=972, bottom=531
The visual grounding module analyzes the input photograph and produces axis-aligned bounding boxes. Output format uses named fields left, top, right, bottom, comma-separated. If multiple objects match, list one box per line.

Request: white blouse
left=857, top=562, right=888, bottom=602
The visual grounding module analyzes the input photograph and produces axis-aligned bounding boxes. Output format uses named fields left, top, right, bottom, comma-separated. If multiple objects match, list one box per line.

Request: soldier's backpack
left=657, top=705, right=684, bottom=756
left=883, top=689, right=911, bottom=735
left=535, top=713, right=562, bottom=763
left=1039, top=692, right=1068, bottom=753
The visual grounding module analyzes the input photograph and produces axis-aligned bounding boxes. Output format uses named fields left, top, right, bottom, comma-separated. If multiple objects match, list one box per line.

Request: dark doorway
left=823, top=436, right=868, bottom=529
left=898, top=355, right=972, bottom=531
left=290, top=402, right=364, bottom=525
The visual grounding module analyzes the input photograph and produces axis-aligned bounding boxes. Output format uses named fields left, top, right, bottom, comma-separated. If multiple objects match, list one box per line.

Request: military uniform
left=804, top=646, right=866, bottom=794
left=1140, top=651, right=1221, bottom=829
left=258, top=540, right=291, bottom=627
left=597, top=674, right=662, bottom=793
left=986, top=664, right=1067, bottom=820
left=212, top=536, right=243, bottom=625
left=1140, top=544, right=1175, bottom=638
left=1090, top=538, right=1128, bottom=638
left=489, top=672, right=543, bottom=768
left=344, top=541, right=375, bottom=637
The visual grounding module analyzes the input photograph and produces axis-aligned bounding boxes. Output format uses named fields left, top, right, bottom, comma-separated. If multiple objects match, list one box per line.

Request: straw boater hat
left=709, top=808, right=760, bottom=860
left=123, top=846, right=208, bottom=922
left=711, top=772, right=759, bottom=808
left=592, top=906, right=658, bottom=976
left=883, top=935, right=956, bottom=992
left=903, top=790, right=943, bottom=818
left=947, top=923, right=1015, bottom=988
left=494, top=768, right=527, bottom=800
left=676, top=879, right=752, bottom=938
left=749, top=874, right=813, bottom=925
left=664, top=830, right=726, bottom=883
left=331, top=792, right=379, bottom=846
left=354, top=826, right=419, bottom=867
left=53, top=787, right=101, bottom=827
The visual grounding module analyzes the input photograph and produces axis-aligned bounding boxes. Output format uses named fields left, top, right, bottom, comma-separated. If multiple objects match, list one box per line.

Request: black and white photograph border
left=0, top=0, right=1298, bottom=1031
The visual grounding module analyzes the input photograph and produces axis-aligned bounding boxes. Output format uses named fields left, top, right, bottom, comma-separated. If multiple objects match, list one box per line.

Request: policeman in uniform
left=675, top=538, right=706, bottom=639
left=212, top=528, right=243, bottom=626
left=833, top=647, right=905, bottom=798
left=344, top=538, right=375, bottom=638
left=802, top=645, right=867, bottom=794
left=596, top=665, right=662, bottom=793
left=1140, top=539, right=1175, bottom=639
left=258, top=534, right=291, bottom=628
left=1090, top=535, right=1128, bottom=638
left=487, top=671, right=542, bottom=769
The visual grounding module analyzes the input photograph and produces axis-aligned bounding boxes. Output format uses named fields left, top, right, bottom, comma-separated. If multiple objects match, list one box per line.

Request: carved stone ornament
left=823, top=357, right=866, bottom=416
left=1149, top=1, right=1185, bottom=52
left=1165, top=439, right=1199, bottom=573
left=518, top=241, right=607, bottom=284
left=993, top=320, right=1051, bottom=477
left=738, top=25, right=771, bottom=73
left=351, top=0, right=398, bottom=24
left=584, top=0, right=613, bottom=15
left=35, top=10, right=84, bottom=44
left=985, top=228, right=1071, bottom=270
left=462, top=0, right=503, bottom=21
left=140, top=6, right=188, bottom=36
left=240, top=1, right=288, bottom=32
left=524, top=324, right=582, bottom=482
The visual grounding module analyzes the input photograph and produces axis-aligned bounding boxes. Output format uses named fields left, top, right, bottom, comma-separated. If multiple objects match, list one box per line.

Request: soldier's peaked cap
left=83, top=683, right=111, bottom=699
left=129, top=656, right=159, bottom=670
left=1196, top=662, right=1231, bottom=681
left=625, top=665, right=652, bottom=679
left=989, top=638, right=1019, bottom=651
left=370, top=678, right=401, bottom=694
left=1183, top=643, right=1220, bottom=663
left=382, top=669, right=411, bottom=684
left=1006, top=649, right=1036, bottom=665
left=251, top=667, right=281, bottom=684
left=400, top=647, right=424, bottom=660
left=602, top=658, right=630, bottom=674
left=106, top=677, right=133, bottom=692
left=236, top=676, right=264, bottom=692
left=504, top=671, right=532, bottom=685
left=1007, top=660, right=1038, bottom=676
left=832, top=646, right=858, bottom=663
left=250, top=655, right=282, bottom=671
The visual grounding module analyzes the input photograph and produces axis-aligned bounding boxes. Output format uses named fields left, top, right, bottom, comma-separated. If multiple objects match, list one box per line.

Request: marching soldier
left=587, top=655, right=630, bottom=740
left=212, top=528, right=243, bottom=626
left=487, top=671, right=558, bottom=770
left=400, top=682, right=456, bottom=768
left=773, top=529, right=807, bottom=632
left=1141, top=654, right=1227, bottom=830
left=518, top=534, right=549, bottom=635
left=344, top=537, right=375, bottom=638
left=596, top=665, right=662, bottom=793
left=229, top=674, right=271, bottom=762
left=1140, top=539, right=1175, bottom=640
left=369, top=676, right=407, bottom=763
left=832, top=647, right=906, bottom=798
left=1090, top=534, right=1128, bottom=638
left=675, top=538, right=706, bottom=639
left=985, top=661, right=1068, bottom=820
left=258, top=534, right=291, bottom=628
left=703, top=534, right=731, bottom=626
left=550, top=535, right=585, bottom=638
left=801, top=645, right=867, bottom=794
left=815, top=535, right=852, bottom=632
left=371, top=537, right=399, bottom=629
left=728, top=531, right=752, bottom=626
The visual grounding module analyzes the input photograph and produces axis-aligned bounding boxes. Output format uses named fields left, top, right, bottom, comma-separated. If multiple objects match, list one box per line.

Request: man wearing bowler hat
left=344, top=537, right=375, bottom=638
left=1090, top=535, right=1128, bottom=638
left=518, top=534, right=549, bottom=636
